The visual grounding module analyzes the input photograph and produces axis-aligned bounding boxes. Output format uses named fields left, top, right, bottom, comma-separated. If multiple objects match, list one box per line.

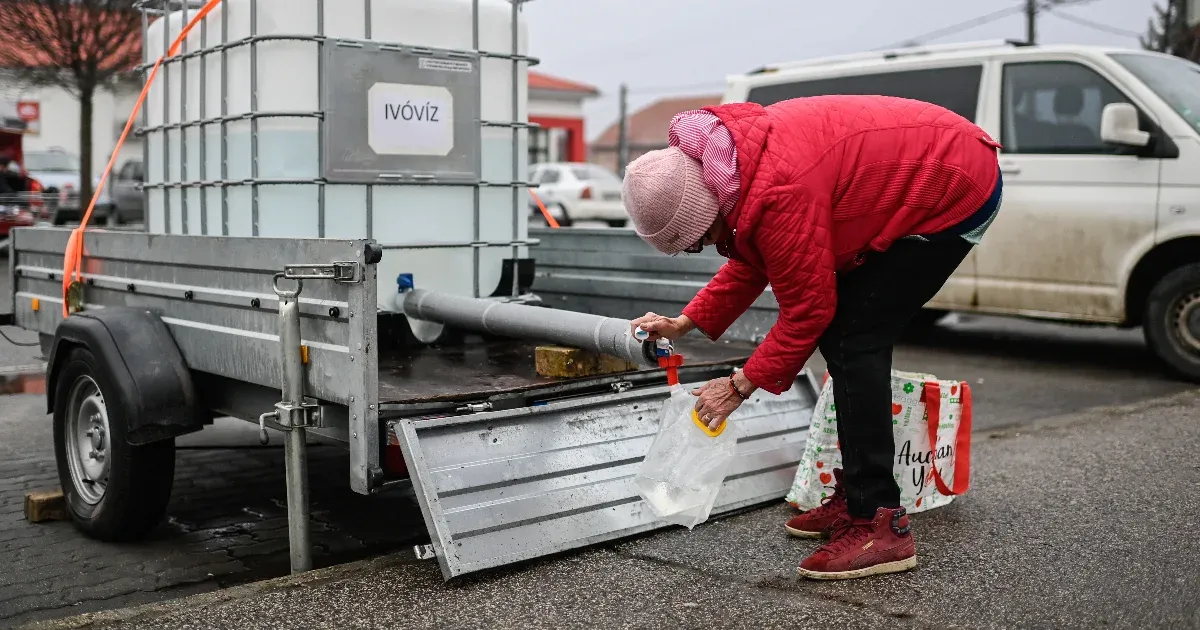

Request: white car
left=530, top=162, right=627, bottom=227
left=728, top=40, right=1200, bottom=381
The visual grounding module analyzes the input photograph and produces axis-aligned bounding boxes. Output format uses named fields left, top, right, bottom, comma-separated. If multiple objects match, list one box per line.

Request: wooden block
left=535, top=345, right=639, bottom=379
left=25, top=489, right=67, bottom=523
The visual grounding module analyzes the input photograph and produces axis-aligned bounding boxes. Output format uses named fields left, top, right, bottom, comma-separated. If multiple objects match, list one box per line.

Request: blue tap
left=396, top=273, right=414, bottom=293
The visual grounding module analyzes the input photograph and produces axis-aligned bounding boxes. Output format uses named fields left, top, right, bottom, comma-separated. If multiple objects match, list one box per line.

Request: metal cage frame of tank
left=134, top=0, right=538, bottom=298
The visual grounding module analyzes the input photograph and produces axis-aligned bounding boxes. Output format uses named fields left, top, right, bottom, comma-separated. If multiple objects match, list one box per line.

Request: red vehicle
left=0, top=119, right=38, bottom=246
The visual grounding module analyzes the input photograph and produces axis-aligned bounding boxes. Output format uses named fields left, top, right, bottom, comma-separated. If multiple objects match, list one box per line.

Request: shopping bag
left=634, top=385, right=739, bottom=529
left=785, top=370, right=972, bottom=515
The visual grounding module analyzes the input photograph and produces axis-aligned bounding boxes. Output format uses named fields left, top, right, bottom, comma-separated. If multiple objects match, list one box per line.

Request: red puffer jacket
left=681, top=95, right=1000, bottom=395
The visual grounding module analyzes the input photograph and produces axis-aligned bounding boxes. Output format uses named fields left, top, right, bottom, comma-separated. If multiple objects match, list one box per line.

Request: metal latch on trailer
left=258, top=397, right=323, bottom=445
left=282, top=261, right=365, bottom=284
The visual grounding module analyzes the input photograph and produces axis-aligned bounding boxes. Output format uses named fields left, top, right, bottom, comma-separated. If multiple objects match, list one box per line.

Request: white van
left=725, top=40, right=1200, bottom=382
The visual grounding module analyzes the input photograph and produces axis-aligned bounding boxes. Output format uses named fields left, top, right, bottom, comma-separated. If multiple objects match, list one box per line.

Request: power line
left=878, top=4, right=1027, bottom=50
left=1046, top=9, right=1143, bottom=38
left=589, top=81, right=725, bottom=101
left=625, top=81, right=727, bottom=96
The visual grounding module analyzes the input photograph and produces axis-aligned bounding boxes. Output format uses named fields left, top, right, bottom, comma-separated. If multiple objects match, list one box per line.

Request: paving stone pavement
left=0, top=395, right=427, bottom=628
left=1, top=269, right=427, bottom=628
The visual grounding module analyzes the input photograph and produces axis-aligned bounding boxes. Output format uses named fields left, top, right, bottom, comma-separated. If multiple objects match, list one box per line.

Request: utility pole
left=616, top=83, right=629, bottom=177
left=1025, top=0, right=1038, bottom=45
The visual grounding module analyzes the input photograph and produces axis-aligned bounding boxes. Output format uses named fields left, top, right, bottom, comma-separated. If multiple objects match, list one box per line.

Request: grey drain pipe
left=401, top=289, right=659, bottom=367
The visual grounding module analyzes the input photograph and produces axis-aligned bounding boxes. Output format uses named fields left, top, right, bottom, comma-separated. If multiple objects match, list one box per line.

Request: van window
left=1001, top=61, right=1133, bottom=155
left=1111, top=53, right=1200, bottom=134
left=745, top=65, right=983, bottom=121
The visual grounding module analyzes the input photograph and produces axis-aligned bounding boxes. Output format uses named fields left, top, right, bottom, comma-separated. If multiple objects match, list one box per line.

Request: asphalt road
left=1, top=254, right=1197, bottom=626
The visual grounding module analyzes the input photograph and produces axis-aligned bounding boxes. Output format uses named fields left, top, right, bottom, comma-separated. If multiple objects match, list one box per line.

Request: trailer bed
left=377, top=336, right=760, bottom=404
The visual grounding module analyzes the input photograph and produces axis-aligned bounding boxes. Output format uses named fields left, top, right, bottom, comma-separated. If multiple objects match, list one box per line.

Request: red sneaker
left=784, top=468, right=847, bottom=539
left=797, top=507, right=917, bottom=580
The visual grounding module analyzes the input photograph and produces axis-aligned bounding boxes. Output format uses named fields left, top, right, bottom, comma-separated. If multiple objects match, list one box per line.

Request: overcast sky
left=523, top=0, right=1163, bottom=140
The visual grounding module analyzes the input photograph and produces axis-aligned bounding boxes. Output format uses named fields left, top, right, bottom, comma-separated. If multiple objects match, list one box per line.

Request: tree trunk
left=78, top=85, right=94, bottom=220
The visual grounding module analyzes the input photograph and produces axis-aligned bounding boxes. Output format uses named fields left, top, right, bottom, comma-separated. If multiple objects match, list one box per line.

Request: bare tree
left=0, top=0, right=141, bottom=208
left=1141, top=0, right=1200, bottom=62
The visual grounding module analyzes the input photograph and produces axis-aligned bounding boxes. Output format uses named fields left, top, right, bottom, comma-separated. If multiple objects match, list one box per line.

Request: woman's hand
left=630, top=312, right=695, bottom=341
left=692, top=376, right=750, bottom=431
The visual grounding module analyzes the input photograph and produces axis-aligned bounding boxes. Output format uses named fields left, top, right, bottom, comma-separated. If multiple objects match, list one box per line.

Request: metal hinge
left=456, top=402, right=493, bottom=414
left=414, top=544, right=437, bottom=561
left=283, top=261, right=363, bottom=284
left=258, top=397, right=323, bottom=444
left=611, top=381, right=633, bottom=394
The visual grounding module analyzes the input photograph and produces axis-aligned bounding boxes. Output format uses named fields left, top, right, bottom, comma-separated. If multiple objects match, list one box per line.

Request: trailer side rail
left=9, top=227, right=382, bottom=493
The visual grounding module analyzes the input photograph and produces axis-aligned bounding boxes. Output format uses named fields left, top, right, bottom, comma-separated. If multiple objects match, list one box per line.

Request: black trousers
left=817, top=237, right=974, bottom=518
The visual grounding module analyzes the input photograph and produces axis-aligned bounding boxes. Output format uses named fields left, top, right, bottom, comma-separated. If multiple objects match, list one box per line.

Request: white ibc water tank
left=142, top=0, right=529, bottom=317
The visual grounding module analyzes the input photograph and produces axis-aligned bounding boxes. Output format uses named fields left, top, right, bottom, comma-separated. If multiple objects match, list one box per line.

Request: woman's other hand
left=691, top=377, right=745, bottom=431
left=630, top=312, right=695, bottom=341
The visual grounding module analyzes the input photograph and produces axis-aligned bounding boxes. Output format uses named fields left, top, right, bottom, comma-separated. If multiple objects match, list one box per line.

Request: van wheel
left=53, top=347, right=176, bottom=541
left=1144, top=263, right=1200, bottom=383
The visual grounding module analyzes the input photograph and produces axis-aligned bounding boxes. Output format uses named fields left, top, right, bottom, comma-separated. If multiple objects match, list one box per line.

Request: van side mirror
left=1100, top=103, right=1150, bottom=147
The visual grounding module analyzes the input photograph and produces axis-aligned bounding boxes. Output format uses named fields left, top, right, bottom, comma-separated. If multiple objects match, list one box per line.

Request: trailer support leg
left=283, top=418, right=311, bottom=573
left=260, top=274, right=322, bottom=575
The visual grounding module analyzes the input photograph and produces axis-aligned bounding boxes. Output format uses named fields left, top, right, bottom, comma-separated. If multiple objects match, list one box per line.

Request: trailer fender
left=46, top=307, right=204, bottom=445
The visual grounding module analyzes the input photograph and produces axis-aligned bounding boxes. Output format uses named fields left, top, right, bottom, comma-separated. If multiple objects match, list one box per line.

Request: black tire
left=552, top=204, right=573, bottom=227
left=52, top=214, right=66, bottom=226
left=1144, top=262, right=1200, bottom=383
left=53, top=347, right=175, bottom=541
left=606, top=219, right=628, bottom=228
left=105, top=206, right=121, bottom=227
left=904, top=308, right=949, bottom=338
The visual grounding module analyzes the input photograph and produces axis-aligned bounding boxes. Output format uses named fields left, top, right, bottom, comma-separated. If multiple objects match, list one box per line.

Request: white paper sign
left=367, top=83, right=454, bottom=157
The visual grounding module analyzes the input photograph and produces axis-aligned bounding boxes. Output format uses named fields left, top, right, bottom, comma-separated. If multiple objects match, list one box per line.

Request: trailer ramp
left=396, top=371, right=818, bottom=579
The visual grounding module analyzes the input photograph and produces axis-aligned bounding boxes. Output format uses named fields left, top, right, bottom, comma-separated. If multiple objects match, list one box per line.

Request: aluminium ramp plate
left=396, top=371, right=819, bottom=580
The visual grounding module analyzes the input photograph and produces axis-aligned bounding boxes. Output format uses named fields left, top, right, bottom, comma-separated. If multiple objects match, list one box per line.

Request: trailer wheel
left=1144, top=262, right=1200, bottom=383
left=53, top=347, right=175, bottom=541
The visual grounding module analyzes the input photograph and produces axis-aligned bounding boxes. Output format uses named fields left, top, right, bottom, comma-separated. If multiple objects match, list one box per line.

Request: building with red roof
left=528, top=70, right=600, bottom=164
left=590, top=94, right=722, bottom=174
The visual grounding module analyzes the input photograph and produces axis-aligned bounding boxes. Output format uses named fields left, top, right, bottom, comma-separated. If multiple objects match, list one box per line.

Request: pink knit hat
left=622, top=147, right=720, bottom=255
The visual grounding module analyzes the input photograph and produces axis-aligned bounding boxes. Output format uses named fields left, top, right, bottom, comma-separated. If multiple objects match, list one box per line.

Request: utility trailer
left=5, top=227, right=818, bottom=579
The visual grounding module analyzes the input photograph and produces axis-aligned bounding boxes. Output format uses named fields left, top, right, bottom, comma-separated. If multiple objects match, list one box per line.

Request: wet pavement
left=2, top=256, right=1198, bottom=626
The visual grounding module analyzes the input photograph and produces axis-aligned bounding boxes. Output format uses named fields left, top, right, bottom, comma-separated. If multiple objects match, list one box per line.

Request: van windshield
left=1111, top=52, right=1200, bottom=133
